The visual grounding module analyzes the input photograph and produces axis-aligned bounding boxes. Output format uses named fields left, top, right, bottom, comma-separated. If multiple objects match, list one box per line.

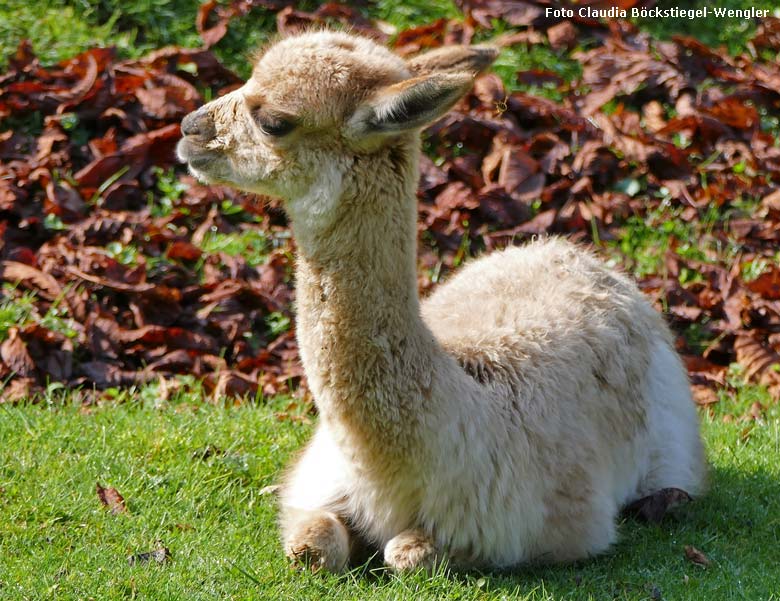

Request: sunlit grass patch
left=606, top=191, right=758, bottom=281
left=492, top=41, right=583, bottom=102
left=198, top=229, right=270, bottom=268
left=0, top=396, right=778, bottom=600
left=0, top=284, right=79, bottom=341
left=633, top=0, right=778, bottom=56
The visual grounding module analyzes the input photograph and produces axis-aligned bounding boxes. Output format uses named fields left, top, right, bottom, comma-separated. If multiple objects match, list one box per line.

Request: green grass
left=0, top=0, right=199, bottom=68
left=604, top=191, right=757, bottom=280
left=634, top=0, right=779, bottom=56
left=0, top=0, right=457, bottom=77
left=0, top=0, right=271, bottom=77
left=2, top=0, right=772, bottom=77
left=0, top=284, right=79, bottom=341
left=492, top=42, right=582, bottom=102
left=371, top=0, right=458, bottom=31
left=1, top=386, right=779, bottom=600
left=198, top=229, right=270, bottom=268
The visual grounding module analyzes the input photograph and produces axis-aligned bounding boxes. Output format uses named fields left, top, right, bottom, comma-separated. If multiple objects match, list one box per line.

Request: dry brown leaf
left=259, top=484, right=281, bottom=496
left=0, top=261, right=63, bottom=300
left=684, top=545, right=710, bottom=567
left=747, top=401, right=765, bottom=421
left=740, top=424, right=755, bottom=443
left=760, top=189, right=780, bottom=215
left=547, top=21, right=578, bottom=51
left=127, top=541, right=170, bottom=566
left=96, top=482, right=128, bottom=515
left=752, top=17, right=780, bottom=51
left=745, top=267, right=780, bottom=300
left=166, top=240, right=202, bottom=262
left=691, top=385, right=719, bottom=406
left=734, top=335, right=780, bottom=398
left=0, top=377, right=38, bottom=403
left=0, top=328, right=36, bottom=378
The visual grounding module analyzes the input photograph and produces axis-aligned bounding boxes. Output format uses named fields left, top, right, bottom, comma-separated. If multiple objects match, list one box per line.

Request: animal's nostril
left=181, top=108, right=215, bottom=139
left=181, top=111, right=200, bottom=136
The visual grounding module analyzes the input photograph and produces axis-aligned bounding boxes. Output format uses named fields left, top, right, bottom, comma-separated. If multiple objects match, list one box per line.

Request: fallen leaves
left=1, top=6, right=780, bottom=410
left=0, top=33, right=295, bottom=402
left=0, top=261, right=62, bottom=300
left=95, top=484, right=175, bottom=567
left=734, top=335, right=780, bottom=398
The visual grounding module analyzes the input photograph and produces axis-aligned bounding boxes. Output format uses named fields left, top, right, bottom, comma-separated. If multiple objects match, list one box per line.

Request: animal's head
left=177, top=30, right=496, bottom=221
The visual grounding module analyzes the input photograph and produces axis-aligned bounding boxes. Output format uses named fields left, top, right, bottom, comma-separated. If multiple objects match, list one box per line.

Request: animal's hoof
left=623, top=487, right=693, bottom=523
left=384, top=529, right=438, bottom=572
left=285, top=513, right=350, bottom=573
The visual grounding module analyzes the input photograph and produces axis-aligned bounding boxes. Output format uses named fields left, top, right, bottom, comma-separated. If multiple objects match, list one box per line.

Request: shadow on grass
left=452, top=464, right=780, bottom=598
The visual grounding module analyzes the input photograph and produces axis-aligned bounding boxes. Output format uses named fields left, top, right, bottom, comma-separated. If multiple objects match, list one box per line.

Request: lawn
left=1, top=388, right=779, bottom=601
left=1, top=0, right=780, bottom=599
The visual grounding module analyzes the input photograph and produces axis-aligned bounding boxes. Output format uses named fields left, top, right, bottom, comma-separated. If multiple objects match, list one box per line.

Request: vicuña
left=178, top=30, right=705, bottom=572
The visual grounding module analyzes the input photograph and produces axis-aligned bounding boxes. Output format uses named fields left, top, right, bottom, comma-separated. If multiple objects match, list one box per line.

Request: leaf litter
left=0, top=3, right=779, bottom=420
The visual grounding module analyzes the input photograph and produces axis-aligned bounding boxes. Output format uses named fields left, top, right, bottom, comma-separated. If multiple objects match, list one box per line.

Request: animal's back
left=421, top=237, right=665, bottom=413
left=417, top=238, right=704, bottom=565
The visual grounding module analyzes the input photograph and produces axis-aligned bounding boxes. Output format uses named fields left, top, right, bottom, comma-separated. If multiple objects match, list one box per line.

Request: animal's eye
left=258, top=115, right=296, bottom=137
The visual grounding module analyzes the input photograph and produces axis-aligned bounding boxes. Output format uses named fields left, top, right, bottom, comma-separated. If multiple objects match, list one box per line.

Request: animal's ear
left=406, top=45, right=499, bottom=76
left=346, top=72, right=473, bottom=140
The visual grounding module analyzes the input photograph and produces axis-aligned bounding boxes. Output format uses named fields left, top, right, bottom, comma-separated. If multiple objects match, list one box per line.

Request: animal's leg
left=639, top=342, right=707, bottom=497
left=623, top=487, right=692, bottom=523
left=278, top=425, right=361, bottom=572
left=281, top=508, right=350, bottom=572
left=384, top=529, right=438, bottom=572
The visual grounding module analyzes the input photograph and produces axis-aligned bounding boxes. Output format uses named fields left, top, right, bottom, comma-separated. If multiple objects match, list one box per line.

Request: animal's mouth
left=176, top=135, right=221, bottom=170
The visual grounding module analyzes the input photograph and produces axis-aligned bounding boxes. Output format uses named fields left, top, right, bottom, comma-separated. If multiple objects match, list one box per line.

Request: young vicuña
left=177, top=29, right=706, bottom=572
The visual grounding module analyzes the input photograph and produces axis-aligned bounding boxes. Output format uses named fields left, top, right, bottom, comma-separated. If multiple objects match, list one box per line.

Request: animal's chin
left=185, top=160, right=229, bottom=186
left=177, top=136, right=210, bottom=161
left=177, top=137, right=229, bottom=183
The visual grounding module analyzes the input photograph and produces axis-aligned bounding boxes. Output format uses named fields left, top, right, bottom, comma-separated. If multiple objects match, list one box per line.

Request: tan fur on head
left=179, top=30, right=705, bottom=573
left=177, top=30, right=493, bottom=210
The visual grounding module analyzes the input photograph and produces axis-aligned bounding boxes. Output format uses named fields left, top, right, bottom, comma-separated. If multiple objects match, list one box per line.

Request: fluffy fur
left=177, top=30, right=706, bottom=572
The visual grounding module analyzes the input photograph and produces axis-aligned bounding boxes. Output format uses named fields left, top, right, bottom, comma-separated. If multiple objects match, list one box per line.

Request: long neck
left=292, top=140, right=443, bottom=448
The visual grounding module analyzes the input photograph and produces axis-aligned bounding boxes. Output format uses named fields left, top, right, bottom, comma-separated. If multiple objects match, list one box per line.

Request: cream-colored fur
left=177, top=30, right=706, bottom=572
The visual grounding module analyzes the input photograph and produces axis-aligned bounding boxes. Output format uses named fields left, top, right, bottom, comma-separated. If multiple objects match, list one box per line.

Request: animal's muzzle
left=181, top=107, right=216, bottom=140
